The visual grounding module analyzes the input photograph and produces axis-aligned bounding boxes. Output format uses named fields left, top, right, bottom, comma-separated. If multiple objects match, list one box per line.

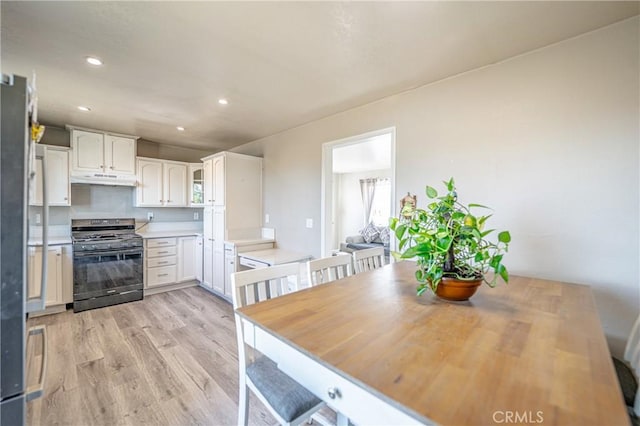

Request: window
left=370, top=179, right=391, bottom=226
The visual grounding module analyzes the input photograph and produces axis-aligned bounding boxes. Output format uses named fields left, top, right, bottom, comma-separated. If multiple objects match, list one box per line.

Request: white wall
left=233, top=18, right=640, bottom=356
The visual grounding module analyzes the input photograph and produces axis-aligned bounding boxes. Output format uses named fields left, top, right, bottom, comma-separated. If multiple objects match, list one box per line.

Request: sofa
left=339, top=224, right=391, bottom=260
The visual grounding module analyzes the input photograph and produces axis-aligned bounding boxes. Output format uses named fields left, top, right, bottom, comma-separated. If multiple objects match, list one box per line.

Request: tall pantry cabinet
left=201, top=152, right=262, bottom=297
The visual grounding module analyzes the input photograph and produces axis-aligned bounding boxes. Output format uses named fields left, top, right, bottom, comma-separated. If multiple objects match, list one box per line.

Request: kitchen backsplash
left=29, top=185, right=203, bottom=226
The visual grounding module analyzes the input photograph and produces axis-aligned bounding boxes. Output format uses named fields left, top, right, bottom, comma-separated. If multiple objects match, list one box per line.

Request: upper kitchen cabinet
left=189, top=163, right=204, bottom=207
left=202, top=155, right=226, bottom=206
left=136, top=157, right=188, bottom=207
left=67, top=127, right=137, bottom=176
left=30, top=145, right=71, bottom=206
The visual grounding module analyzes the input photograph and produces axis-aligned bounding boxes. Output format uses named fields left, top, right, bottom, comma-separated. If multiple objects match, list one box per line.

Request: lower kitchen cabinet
left=196, top=236, right=203, bottom=283
left=27, top=244, right=71, bottom=309
left=144, top=236, right=199, bottom=292
left=177, top=236, right=197, bottom=282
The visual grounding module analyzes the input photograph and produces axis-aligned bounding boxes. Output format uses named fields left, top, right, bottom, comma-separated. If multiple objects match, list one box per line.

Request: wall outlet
left=193, top=212, right=199, bottom=220
left=265, top=214, right=270, bottom=224
left=306, top=218, right=313, bottom=229
left=35, top=213, right=41, bottom=224
left=147, top=212, right=154, bottom=221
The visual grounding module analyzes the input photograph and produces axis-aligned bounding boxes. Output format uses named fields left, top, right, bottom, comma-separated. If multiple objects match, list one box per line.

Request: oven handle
left=73, top=248, right=143, bottom=258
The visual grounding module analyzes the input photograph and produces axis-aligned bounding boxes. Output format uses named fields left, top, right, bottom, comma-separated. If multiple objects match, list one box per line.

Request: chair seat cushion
left=613, top=356, right=638, bottom=407
left=246, top=356, right=322, bottom=422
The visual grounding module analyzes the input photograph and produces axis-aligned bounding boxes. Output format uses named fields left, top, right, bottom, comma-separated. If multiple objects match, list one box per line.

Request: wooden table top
left=237, top=261, right=628, bottom=426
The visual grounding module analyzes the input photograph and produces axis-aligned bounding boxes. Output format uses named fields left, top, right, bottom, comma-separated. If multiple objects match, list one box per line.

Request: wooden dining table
left=236, top=261, right=629, bottom=425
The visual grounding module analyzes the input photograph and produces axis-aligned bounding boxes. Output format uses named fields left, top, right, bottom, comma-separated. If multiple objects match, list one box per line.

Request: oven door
left=73, top=248, right=143, bottom=301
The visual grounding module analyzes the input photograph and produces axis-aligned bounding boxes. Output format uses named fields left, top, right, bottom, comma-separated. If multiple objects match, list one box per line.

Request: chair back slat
left=352, top=246, right=386, bottom=274
left=307, top=254, right=353, bottom=286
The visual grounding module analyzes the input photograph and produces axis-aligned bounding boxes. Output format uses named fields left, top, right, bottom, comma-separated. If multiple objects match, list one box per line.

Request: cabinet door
left=224, top=248, right=235, bottom=297
left=189, top=163, right=204, bottom=206
left=30, top=148, right=70, bottom=206
left=203, top=207, right=213, bottom=240
left=213, top=246, right=225, bottom=294
left=212, top=155, right=225, bottom=206
left=177, top=236, right=197, bottom=282
left=105, top=135, right=136, bottom=175
left=136, top=159, right=163, bottom=206
left=27, top=246, right=62, bottom=307
left=202, top=239, right=214, bottom=290
left=164, top=162, right=188, bottom=207
left=203, top=158, right=213, bottom=206
left=47, top=148, right=70, bottom=205
left=196, top=237, right=203, bottom=282
left=72, top=130, right=104, bottom=173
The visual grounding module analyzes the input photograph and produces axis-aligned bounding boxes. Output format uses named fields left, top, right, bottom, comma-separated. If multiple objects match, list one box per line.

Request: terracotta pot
left=434, top=276, right=482, bottom=301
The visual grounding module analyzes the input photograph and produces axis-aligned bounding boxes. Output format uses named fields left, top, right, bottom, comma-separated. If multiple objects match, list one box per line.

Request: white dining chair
left=352, top=246, right=386, bottom=274
left=231, top=263, right=325, bottom=426
left=307, top=254, right=353, bottom=286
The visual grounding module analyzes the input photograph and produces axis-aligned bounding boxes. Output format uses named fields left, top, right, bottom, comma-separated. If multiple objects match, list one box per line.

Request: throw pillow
left=360, top=222, right=379, bottom=243
left=379, top=226, right=390, bottom=245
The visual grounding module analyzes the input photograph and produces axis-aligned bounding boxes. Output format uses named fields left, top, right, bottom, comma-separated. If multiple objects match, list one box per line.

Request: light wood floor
left=26, top=287, right=277, bottom=426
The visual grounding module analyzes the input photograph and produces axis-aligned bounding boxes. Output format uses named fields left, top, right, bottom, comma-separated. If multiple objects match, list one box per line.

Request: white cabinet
left=196, top=236, right=203, bottom=283
left=30, top=146, right=71, bottom=206
left=136, top=158, right=188, bottom=207
left=202, top=239, right=214, bottom=290
left=203, top=159, right=213, bottom=206
left=145, top=238, right=177, bottom=288
left=224, top=246, right=235, bottom=298
left=145, top=236, right=200, bottom=291
left=177, top=236, right=197, bottom=282
left=189, top=164, right=204, bottom=207
left=199, top=152, right=263, bottom=298
left=136, top=159, right=163, bottom=206
left=70, top=128, right=137, bottom=175
left=27, top=245, right=63, bottom=307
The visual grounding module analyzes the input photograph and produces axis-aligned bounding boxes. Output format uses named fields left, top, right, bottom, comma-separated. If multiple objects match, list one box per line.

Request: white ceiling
left=333, top=134, right=391, bottom=174
left=1, top=2, right=638, bottom=152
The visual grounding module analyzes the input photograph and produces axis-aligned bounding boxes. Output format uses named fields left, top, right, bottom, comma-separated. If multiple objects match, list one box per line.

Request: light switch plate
left=306, top=218, right=313, bottom=228
left=265, top=214, right=270, bottom=223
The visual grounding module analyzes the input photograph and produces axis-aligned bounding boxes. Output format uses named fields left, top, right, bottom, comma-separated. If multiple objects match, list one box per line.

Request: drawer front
left=147, top=246, right=177, bottom=258
left=147, top=255, right=177, bottom=268
left=248, top=323, right=424, bottom=425
left=146, top=238, right=177, bottom=248
left=239, top=257, right=269, bottom=269
left=146, top=265, right=177, bottom=287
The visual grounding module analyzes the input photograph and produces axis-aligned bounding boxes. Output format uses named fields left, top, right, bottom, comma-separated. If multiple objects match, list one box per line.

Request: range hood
left=70, top=172, right=137, bottom=187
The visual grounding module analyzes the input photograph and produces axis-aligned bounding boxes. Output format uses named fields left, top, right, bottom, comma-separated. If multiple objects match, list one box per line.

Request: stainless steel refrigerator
left=1, top=74, right=49, bottom=425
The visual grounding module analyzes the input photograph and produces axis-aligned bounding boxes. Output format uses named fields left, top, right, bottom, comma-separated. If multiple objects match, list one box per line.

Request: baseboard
left=28, top=303, right=67, bottom=318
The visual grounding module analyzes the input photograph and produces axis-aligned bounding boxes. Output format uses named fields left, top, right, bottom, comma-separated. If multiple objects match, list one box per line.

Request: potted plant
left=389, top=178, right=511, bottom=301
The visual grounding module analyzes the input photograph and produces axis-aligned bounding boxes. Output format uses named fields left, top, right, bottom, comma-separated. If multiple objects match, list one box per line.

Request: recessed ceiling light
left=77, top=106, right=91, bottom=112
left=176, top=126, right=185, bottom=131
left=218, top=98, right=228, bottom=105
left=85, top=56, right=103, bottom=66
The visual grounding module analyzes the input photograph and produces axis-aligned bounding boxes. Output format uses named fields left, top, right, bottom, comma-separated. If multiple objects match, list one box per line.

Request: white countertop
left=225, top=238, right=275, bottom=247
left=238, top=248, right=312, bottom=266
left=28, top=237, right=73, bottom=246
left=137, top=230, right=202, bottom=239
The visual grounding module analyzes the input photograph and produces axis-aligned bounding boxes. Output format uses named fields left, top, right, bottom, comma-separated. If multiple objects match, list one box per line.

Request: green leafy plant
left=390, top=178, right=511, bottom=296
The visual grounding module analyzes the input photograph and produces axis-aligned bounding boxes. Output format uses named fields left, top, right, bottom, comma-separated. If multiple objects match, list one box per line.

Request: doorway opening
left=321, top=127, right=396, bottom=257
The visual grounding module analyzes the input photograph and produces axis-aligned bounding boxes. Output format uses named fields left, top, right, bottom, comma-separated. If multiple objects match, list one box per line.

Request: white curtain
left=360, top=178, right=377, bottom=226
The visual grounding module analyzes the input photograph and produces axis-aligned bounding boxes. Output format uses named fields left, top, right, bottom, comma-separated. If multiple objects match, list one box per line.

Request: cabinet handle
left=167, top=200, right=171, bottom=203
left=156, top=242, right=169, bottom=245
left=158, top=273, right=169, bottom=277
left=109, top=166, right=113, bottom=169
left=158, top=251, right=169, bottom=254
left=157, top=261, right=168, bottom=265
left=64, top=197, right=68, bottom=200
left=327, top=387, right=341, bottom=399
left=56, top=253, right=60, bottom=257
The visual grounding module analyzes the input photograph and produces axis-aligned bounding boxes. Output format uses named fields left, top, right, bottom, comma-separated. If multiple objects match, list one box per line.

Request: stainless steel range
left=72, top=218, right=143, bottom=312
